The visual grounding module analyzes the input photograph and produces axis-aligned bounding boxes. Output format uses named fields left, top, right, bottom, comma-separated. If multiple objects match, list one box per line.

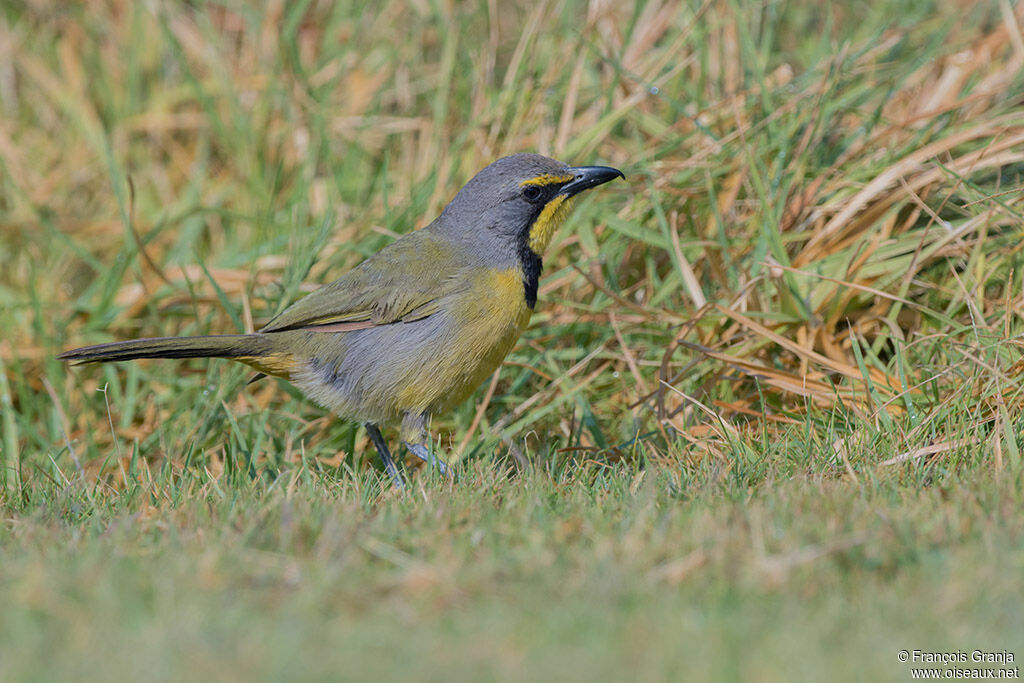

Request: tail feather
left=58, top=334, right=271, bottom=365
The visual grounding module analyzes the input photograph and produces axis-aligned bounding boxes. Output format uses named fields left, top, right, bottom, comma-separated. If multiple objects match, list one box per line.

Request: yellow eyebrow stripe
left=520, top=173, right=575, bottom=187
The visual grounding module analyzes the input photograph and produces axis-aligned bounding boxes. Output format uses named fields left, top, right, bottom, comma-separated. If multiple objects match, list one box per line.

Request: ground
left=1, top=1, right=1022, bottom=680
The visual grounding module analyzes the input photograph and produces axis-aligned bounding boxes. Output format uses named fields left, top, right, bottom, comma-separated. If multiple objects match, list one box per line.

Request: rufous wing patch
left=300, top=320, right=378, bottom=333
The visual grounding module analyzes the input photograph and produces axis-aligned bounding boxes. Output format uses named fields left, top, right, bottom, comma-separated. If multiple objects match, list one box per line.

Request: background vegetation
left=1, top=0, right=1022, bottom=679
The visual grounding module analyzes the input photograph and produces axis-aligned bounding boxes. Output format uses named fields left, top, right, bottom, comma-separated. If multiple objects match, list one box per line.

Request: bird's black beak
left=560, top=165, right=625, bottom=197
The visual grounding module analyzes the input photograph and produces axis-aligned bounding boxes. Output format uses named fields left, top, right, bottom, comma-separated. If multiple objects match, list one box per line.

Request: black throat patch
left=515, top=190, right=558, bottom=310
left=518, top=244, right=542, bottom=310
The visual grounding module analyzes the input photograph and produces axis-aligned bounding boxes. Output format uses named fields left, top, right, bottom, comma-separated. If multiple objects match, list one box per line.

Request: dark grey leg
left=365, top=423, right=404, bottom=489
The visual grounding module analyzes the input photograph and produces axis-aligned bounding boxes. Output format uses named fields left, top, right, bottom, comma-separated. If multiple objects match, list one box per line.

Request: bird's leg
left=365, top=423, right=404, bottom=489
left=401, top=413, right=449, bottom=477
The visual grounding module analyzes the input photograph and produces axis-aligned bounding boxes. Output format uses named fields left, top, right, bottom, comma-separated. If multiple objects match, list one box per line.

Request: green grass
left=2, top=0, right=1024, bottom=679
left=2, top=464, right=1021, bottom=681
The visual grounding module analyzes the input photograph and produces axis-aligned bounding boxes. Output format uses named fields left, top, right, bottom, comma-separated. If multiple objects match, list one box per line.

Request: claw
left=404, top=442, right=449, bottom=477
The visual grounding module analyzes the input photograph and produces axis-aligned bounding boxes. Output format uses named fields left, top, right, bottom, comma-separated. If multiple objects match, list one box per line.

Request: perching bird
left=59, top=153, right=624, bottom=487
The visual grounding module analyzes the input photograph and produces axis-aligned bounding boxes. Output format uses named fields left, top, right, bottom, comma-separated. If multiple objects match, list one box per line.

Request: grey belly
left=291, top=314, right=456, bottom=424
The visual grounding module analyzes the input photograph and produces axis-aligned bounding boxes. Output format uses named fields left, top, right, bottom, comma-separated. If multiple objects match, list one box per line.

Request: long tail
left=58, top=334, right=274, bottom=365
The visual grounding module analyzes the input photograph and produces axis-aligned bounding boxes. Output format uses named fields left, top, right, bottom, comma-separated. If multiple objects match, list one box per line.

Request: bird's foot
left=381, top=457, right=405, bottom=490
left=404, top=442, right=450, bottom=477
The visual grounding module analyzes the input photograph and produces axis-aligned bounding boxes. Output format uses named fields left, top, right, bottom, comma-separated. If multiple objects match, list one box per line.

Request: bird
left=59, top=153, right=625, bottom=487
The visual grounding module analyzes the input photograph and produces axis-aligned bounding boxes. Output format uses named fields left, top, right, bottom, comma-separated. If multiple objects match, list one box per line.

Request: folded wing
left=260, top=230, right=465, bottom=333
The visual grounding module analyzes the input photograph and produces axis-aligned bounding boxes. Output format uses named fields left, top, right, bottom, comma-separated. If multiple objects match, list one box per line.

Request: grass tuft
left=1, top=0, right=1023, bottom=678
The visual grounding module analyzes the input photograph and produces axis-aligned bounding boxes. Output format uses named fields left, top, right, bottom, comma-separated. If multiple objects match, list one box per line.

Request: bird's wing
left=259, top=230, right=465, bottom=333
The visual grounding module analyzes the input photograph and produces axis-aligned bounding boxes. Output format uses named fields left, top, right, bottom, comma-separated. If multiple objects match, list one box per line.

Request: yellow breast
left=395, top=266, right=532, bottom=414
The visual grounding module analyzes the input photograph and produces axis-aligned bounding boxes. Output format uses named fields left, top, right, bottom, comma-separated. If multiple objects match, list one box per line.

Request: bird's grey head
left=434, top=153, right=624, bottom=261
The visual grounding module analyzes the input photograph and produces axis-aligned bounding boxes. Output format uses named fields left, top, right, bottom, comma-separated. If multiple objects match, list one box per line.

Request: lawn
left=1, top=0, right=1023, bottom=680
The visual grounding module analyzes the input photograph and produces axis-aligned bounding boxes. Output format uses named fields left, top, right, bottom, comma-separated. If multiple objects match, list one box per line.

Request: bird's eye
left=522, top=185, right=543, bottom=203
